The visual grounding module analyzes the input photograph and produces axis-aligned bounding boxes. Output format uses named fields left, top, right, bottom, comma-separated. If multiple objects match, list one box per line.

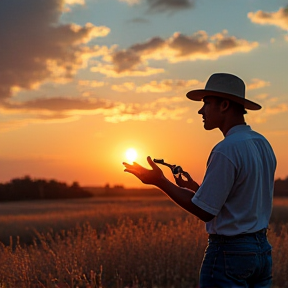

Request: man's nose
left=198, top=107, right=203, bottom=114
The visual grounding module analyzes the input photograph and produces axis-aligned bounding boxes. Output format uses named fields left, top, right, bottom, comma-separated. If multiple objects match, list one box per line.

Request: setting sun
left=125, top=148, right=138, bottom=163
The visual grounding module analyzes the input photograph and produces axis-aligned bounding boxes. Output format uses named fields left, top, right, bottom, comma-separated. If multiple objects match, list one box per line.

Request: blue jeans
left=199, top=230, right=272, bottom=288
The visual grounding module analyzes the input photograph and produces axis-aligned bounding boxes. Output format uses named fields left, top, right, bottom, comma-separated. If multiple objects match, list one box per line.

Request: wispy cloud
left=248, top=6, right=288, bottom=30
left=112, top=79, right=202, bottom=93
left=265, top=103, right=288, bottom=115
left=3, top=97, right=114, bottom=113
left=247, top=96, right=288, bottom=124
left=0, top=0, right=110, bottom=101
left=0, top=97, right=115, bottom=131
left=119, top=0, right=141, bottom=5
left=127, top=18, right=150, bottom=24
left=92, top=30, right=258, bottom=77
left=78, top=80, right=106, bottom=88
left=1, top=95, right=190, bottom=130
left=91, top=62, right=165, bottom=77
left=103, top=97, right=189, bottom=123
left=111, top=82, right=136, bottom=92
left=246, top=79, right=270, bottom=90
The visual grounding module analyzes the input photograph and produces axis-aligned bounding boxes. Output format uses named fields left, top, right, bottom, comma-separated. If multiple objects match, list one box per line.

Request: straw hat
left=186, top=73, right=261, bottom=110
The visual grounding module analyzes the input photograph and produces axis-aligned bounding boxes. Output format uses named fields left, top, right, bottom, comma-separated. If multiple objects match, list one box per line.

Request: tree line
left=0, top=176, right=287, bottom=202
left=0, top=176, right=93, bottom=202
left=274, top=177, right=288, bottom=197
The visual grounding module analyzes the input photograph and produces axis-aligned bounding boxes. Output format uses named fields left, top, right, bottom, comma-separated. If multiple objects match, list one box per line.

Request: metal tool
left=153, top=158, right=184, bottom=175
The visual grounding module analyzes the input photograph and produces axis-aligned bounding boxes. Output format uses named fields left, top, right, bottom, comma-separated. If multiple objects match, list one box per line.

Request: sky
left=0, top=0, right=287, bottom=188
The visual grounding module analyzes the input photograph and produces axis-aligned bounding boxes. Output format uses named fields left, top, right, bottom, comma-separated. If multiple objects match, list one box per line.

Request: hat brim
left=186, top=89, right=261, bottom=110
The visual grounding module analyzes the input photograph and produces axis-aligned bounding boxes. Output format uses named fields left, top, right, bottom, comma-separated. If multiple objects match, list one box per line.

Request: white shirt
left=192, top=125, right=276, bottom=236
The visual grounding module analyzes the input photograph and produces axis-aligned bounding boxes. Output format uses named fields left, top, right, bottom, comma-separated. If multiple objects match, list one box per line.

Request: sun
left=125, top=148, right=138, bottom=163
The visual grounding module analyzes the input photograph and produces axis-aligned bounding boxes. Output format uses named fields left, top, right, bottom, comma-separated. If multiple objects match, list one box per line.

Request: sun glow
left=125, top=148, right=138, bottom=163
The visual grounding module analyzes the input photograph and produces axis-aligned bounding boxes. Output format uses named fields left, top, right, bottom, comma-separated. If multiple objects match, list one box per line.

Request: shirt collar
left=225, top=124, right=251, bottom=137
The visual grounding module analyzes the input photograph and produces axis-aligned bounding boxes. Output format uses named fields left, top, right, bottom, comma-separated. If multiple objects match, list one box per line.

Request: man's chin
left=204, top=124, right=216, bottom=131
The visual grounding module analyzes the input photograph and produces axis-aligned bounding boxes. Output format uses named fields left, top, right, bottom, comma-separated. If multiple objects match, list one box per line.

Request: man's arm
left=123, top=156, right=214, bottom=222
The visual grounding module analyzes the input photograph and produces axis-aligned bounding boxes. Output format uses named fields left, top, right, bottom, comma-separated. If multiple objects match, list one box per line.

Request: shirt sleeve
left=192, top=151, right=236, bottom=216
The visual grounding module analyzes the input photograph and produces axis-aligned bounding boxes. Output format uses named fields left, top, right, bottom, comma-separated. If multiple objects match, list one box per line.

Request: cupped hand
left=123, top=156, right=164, bottom=186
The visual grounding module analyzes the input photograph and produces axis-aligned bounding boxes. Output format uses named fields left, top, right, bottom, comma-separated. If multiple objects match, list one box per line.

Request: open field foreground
left=0, top=196, right=288, bottom=287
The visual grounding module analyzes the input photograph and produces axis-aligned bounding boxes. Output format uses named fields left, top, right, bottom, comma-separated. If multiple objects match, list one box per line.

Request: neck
left=220, top=117, right=246, bottom=136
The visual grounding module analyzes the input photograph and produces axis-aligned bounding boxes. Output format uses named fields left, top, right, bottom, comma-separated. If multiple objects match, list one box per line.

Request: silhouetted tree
left=274, top=177, right=288, bottom=197
left=0, top=176, right=93, bottom=202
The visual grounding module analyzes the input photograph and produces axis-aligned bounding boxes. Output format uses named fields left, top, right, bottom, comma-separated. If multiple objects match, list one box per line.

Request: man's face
left=198, top=96, right=222, bottom=130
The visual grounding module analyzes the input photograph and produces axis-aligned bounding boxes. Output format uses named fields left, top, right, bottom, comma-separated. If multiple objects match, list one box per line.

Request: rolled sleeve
left=192, top=151, right=236, bottom=216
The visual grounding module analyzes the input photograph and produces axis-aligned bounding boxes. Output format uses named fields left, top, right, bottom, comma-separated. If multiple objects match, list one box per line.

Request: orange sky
left=0, top=0, right=287, bottom=187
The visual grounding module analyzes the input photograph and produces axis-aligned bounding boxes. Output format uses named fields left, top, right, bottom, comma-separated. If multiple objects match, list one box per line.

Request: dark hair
left=214, top=97, right=247, bottom=115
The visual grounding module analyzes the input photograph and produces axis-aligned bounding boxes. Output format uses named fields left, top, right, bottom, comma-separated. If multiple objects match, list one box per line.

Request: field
left=0, top=194, right=288, bottom=288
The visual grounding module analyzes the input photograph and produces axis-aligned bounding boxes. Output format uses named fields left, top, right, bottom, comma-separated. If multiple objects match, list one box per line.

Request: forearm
left=155, top=175, right=213, bottom=222
left=181, top=179, right=200, bottom=191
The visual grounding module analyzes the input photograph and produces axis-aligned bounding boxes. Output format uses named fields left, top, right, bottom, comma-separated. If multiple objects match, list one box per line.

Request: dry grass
left=0, top=196, right=287, bottom=287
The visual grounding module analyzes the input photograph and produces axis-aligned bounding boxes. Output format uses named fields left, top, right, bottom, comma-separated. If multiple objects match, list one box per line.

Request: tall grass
left=0, top=197, right=287, bottom=287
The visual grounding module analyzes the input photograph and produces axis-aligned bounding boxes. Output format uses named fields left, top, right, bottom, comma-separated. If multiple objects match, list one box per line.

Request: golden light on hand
left=125, top=148, right=138, bottom=163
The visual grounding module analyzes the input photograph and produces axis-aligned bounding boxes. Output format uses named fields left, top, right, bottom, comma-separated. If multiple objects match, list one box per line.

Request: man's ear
left=221, top=100, right=230, bottom=112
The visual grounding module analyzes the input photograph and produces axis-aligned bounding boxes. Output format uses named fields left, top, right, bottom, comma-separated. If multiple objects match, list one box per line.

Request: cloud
left=137, top=79, right=201, bottom=93
left=78, top=80, right=106, bottom=88
left=92, top=30, right=258, bottom=77
left=127, top=18, right=150, bottom=24
left=119, top=0, right=194, bottom=12
left=113, top=37, right=166, bottom=72
left=91, top=62, right=165, bottom=77
left=103, top=96, right=189, bottom=123
left=247, top=96, right=288, bottom=124
left=265, top=103, right=288, bottom=115
left=1, top=95, right=190, bottom=130
left=3, top=97, right=114, bottom=113
left=255, top=93, right=269, bottom=100
left=0, top=97, right=115, bottom=130
left=112, top=79, right=201, bottom=93
left=111, top=82, right=136, bottom=92
left=63, top=0, right=85, bottom=11
left=64, top=0, right=85, bottom=5
left=246, top=79, right=270, bottom=90
left=0, top=119, right=30, bottom=133
left=248, top=6, right=288, bottom=30
left=119, top=0, right=141, bottom=5
left=146, top=0, right=194, bottom=13
left=0, top=0, right=110, bottom=101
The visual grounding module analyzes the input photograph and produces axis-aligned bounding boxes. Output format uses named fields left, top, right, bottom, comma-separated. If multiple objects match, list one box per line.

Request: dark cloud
left=127, top=17, right=149, bottom=24
left=96, top=31, right=258, bottom=76
left=0, top=0, right=109, bottom=100
left=112, top=51, right=142, bottom=73
left=112, top=37, right=165, bottom=72
left=147, top=0, right=194, bottom=12
left=3, top=97, right=114, bottom=112
left=130, top=37, right=165, bottom=53
left=168, top=32, right=210, bottom=56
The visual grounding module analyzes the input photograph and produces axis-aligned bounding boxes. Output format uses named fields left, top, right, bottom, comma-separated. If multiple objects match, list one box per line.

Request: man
left=123, top=73, right=276, bottom=287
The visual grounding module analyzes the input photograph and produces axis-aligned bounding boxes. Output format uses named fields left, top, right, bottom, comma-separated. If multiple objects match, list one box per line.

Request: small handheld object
left=153, top=158, right=185, bottom=175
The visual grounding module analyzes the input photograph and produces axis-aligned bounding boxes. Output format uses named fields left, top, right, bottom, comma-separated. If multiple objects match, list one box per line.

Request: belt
left=209, top=228, right=267, bottom=241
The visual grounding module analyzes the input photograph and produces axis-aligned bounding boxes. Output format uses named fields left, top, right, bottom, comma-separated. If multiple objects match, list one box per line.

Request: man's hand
left=123, top=156, right=213, bottom=222
left=174, top=172, right=200, bottom=191
left=123, top=156, right=165, bottom=186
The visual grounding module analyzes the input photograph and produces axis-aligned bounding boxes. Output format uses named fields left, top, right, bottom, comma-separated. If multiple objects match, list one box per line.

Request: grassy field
left=0, top=195, right=287, bottom=287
